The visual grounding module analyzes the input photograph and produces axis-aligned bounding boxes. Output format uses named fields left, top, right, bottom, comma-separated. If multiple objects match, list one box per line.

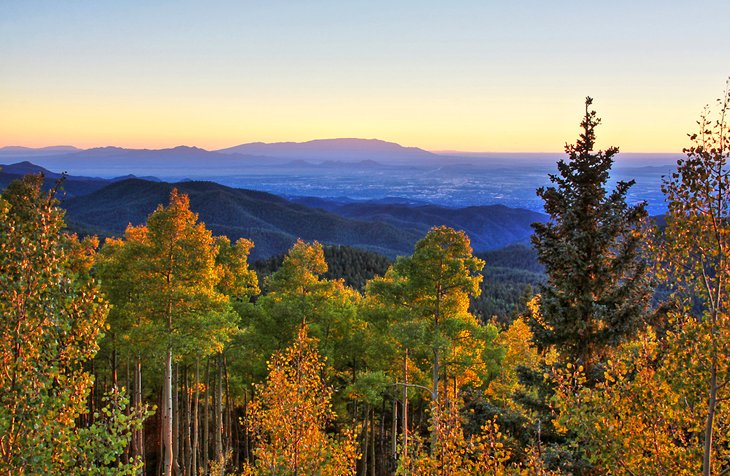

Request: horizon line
left=0, top=142, right=685, bottom=156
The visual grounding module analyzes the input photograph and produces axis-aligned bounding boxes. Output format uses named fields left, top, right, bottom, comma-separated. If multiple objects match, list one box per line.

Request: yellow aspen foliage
left=243, top=325, right=359, bottom=476
left=552, top=328, right=701, bottom=475
left=399, top=397, right=520, bottom=476
left=486, top=317, right=540, bottom=407
left=0, top=176, right=144, bottom=475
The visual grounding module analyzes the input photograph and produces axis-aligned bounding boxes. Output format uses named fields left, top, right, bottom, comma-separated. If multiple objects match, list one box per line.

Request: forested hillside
left=290, top=197, right=547, bottom=250
left=254, top=243, right=544, bottom=323
left=56, top=177, right=547, bottom=260
left=62, top=178, right=422, bottom=259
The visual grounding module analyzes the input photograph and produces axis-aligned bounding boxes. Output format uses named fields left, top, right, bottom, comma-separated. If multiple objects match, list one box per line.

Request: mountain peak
left=216, top=138, right=437, bottom=163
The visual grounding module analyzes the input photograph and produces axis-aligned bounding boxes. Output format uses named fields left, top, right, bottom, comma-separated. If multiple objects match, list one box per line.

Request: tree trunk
left=391, top=399, right=398, bottom=465
left=215, top=354, right=224, bottom=465
left=123, top=355, right=130, bottom=466
left=173, top=364, right=180, bottom=473
left=203, top=359, right=210, bottom=474
left=703, top=359, right=718, bottom=476
left=135, top=353, right=145, bottom=473
left=184, top=365, right=192, bottom=476
left=223, top=354, right=236, bottom=467
left=90, top=357, right=96, bottom=425
left=359, top=405, right=370, bottom=476
left=369, top=409, right=376, bottom=476
left=432, top=347, right=439, bottom=403
left=112, top=335, right=118, bottom=388
left=192, top=359, right=199, bottom=476
left=163, top=349, right=174, bottom=476
left=243, top=388, right=250, bottom=464
left=402, top=349, right=408, bottom=463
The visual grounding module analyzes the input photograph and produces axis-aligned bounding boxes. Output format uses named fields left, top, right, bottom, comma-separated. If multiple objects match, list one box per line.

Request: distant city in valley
left=0, top=138, right=679, bottom=215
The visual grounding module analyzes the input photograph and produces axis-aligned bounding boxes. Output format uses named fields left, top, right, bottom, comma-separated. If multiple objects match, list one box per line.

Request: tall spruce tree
left=530, top=97, right=650, bottom=366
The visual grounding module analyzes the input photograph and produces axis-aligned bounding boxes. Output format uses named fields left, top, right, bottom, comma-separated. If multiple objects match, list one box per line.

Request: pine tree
left=530, top=97, right=650, bottom=366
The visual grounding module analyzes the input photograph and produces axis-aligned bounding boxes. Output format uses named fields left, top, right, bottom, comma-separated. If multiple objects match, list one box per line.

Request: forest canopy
left=2, top=85, right=730, bottom=475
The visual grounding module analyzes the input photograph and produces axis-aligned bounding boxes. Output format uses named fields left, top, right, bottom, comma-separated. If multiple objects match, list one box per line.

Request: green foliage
left=366, top=226, right=499, bottom=400
left=73, top=390, right=151, bottom=476
left=253, top=244, right=392, bottom=291
left=99, top=189, right=240, bottom=362
left=241, top=239, right=368, bottom=427
left=530, top=97, right=651, bottom=365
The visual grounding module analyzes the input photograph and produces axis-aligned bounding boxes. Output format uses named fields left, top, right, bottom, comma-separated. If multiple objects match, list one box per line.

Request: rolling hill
left=290, top=197, right=547, bottom=250
left=2, top=162, right=549, bottom=261
left=62, top=179, right=423, bottom=260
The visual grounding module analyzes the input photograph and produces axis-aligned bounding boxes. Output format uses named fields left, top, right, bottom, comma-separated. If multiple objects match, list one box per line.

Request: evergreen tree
left=530, top=97, right=650, bottom=366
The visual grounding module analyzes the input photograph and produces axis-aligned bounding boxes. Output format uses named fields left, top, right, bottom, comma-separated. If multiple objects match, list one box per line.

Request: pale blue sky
left=1, top=1, right=728, bottom=151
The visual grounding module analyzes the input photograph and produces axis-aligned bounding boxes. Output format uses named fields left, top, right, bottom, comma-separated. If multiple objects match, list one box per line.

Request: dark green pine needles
left=530, top=97, right=651, bottom=366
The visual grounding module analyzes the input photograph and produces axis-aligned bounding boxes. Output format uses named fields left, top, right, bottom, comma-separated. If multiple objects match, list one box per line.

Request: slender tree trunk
left=359, top=405, right=370, bottom=476
left=703, top=357, right=719, bottom=476
left=402, top=349, right=408, bottom=463
left=173, top=364, right=180, bottom=473
left=123, top=355, right=131, bottom=466
left=215, top=354, right=224, bottom=465
left=203, top=358, right=210, bottom=474
left=192, top=358, right=200, bottom=476
left=223, top=354, right=236, bottom=468
left=432, top=347, right=439, bottom=404
left=431, top=346, right=440, bottom=453
left=391, top=399, right=398, bottom=465
left=112, top=335, right=118, bottom=388
left=163, top=349, right=174, bottom=476
left=379, top=399, right=385, bottom=476
left=243, top=388, right=250, bottom=464
left=135, top=353, right=145, bottom=473
left=369, top=409, right=376, bottom=476
left=90, top=358, right=96, bottom=424
left=184, top=365, right=192, bottom=476
left=158, top=383, right=164, bottom=476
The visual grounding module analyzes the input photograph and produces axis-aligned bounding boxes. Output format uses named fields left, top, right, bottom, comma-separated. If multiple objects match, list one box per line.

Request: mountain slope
left=291, top=198, right=547, bottom=251
left=62, top=179, right=423, bottom=260
left=0, top=162, right=112, bottom=197
left=62, top=178, right=548, bottom=259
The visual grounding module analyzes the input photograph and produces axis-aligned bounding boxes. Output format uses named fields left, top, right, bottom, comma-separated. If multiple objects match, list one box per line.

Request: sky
left=1, top=1, right=728, bottom=153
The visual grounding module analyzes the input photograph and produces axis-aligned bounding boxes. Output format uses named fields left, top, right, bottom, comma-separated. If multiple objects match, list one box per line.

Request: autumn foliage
left=5, top=85, right=730, bottom=475
left=243, top=326, right=359, bottom=476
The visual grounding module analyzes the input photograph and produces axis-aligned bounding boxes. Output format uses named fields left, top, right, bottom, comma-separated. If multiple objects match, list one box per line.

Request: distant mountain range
left=0, top=161, right=547, bottom=260
left=0, top=139, right=445, bottom=178
left=0, top=145, right=81, bottom=157
left=0, top=139, right=679, bottom=215
left=217, top=138, right=439, bottom=163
